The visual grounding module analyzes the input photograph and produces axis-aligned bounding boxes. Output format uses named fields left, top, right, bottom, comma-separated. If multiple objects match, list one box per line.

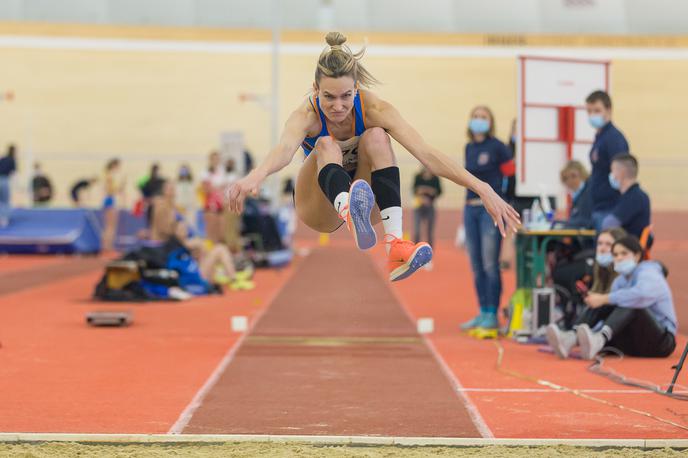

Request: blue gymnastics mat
left=0, top=209, right=102, bottom=254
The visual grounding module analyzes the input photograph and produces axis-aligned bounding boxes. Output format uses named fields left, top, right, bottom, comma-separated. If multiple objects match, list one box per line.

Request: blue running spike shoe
left=340, top=179, right=377, bottom=250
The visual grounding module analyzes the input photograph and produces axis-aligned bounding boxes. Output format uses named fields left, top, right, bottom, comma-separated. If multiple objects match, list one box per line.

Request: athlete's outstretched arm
left=227, top=105, right=315, bottom=213
left=367, top=96, right=520, bottom=236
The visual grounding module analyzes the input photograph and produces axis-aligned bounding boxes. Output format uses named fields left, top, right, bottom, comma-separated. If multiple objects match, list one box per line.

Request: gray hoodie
left=608, top=261, right=677, bottom=335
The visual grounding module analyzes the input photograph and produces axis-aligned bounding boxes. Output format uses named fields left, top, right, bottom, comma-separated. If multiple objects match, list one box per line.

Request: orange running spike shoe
left=386, top=235, right=433, bottom=282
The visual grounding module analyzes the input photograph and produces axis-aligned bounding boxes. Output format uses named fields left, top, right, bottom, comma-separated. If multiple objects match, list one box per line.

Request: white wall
left=2, top=0, right=688, bottom=35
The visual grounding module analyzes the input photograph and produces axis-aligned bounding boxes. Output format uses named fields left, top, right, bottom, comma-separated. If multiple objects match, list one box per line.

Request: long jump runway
left=180, top=246, right=482, bottom=437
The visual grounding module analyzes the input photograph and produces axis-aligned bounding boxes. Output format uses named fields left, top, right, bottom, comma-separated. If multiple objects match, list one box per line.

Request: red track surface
left=0, top=210, right=687, bottom=437
left=376, top=241, right=688, bottom=438
left=182, top=247, right=481, bottom=437
left=0, top=261, right=295, bottom=433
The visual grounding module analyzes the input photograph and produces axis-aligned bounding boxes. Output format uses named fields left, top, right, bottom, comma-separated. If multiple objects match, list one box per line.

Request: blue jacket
left=0, top=155, right=15, bottom=177
left=565, top=180, right=593, bottom=229
left=601, top=183, right=651, bottom=239
left=464, top=136, right=512, bottom=201
left=588, top=122, right=629, bottom=212
left=608, top=261, right=677, bottom=335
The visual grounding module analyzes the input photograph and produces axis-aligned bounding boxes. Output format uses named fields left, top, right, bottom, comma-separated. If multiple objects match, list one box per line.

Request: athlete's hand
left=478, top=183, right=521, bottom=237
left=226, top=172, right=264, bottom=213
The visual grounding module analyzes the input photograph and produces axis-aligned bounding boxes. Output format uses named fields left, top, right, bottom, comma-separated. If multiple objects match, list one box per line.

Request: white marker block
left=417, top=317, right=434, bottom=334
left=231, top=316, right=249, bottom=332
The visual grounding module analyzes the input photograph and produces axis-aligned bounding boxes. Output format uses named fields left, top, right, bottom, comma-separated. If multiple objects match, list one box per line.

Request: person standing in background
left=413, top=166, right=442, bottom=251
left=31, top=162, right=53, bottom=206
left=138, top=163, right=165, bottom=227
left=175, top=163, right=196, bottom=230
left=222, top=158, right=242, bottom=252
left=0, top=144, right=17, bottom=227
left=102, top=158, right=125, bottom=251
left=460, top=106, right=515, bottom=332
left=200, top=150, right=225, bottom=243
left=504, top=119, right=517, bottom=206
left=585, top=90, right=629, bottom=232
left=70, top=177, right=98, bottom=207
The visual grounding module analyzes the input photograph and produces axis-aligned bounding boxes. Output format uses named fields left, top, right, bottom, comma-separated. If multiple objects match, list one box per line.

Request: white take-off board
left=516, top=56, right=610, bottom=201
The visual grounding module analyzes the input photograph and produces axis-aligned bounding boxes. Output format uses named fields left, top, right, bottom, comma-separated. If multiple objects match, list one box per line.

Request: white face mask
left=614, top=259, right=638, bottom=276
left=595, top=252, right=613, bottom=267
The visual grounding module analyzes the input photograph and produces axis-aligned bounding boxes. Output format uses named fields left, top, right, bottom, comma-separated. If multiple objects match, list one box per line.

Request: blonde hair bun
left=316, top=32, right=379, bottom=87
left=325, top=32, right=347, bottom=47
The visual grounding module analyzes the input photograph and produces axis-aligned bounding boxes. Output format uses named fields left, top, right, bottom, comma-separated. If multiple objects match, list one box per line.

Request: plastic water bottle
left=530, top=200, right=543, bottom=229
left=522, top=208, right=531, bottom=228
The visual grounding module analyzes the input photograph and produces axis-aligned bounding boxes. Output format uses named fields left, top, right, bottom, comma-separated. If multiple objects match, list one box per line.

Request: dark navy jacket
left=0, top=155, right=15, bottom=177
left=588, top=121, right=629, bottom=212
left=464, top=136, right=513, bottom=201
left=602, top=183, right=651, bottom=239
left=566, top=180, right=593, bottom=229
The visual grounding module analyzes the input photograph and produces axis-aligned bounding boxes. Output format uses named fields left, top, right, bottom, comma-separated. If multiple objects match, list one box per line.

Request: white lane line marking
left=459, top=388, right=688, bottom=394
left=3, top=432, right=687, bottom=448
left=376, top=259, right=494, bottom=439
left=167, top=258, right=306, bottom=434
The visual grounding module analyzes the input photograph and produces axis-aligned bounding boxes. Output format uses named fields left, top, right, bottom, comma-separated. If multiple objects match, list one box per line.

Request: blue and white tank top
left=301, top=92, right=367, bottom=172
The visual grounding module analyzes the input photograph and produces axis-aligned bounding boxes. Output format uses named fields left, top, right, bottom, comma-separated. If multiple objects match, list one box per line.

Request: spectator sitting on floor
left=150, top=180, right=253, bottom=290
left=601, top=154, right=651, bottom=240
left=550, top=227, right=626, bottom=336
left=31, top=162, right=53, bottom=206
left=70, top=176, right=98, bottom=207
left=548, top=235, right=676, bottom=360
left=557, top=160, right=592, bottom=229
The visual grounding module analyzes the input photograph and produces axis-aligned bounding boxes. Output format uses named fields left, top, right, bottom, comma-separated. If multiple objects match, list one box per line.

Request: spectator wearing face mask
left=585, top=91, right=629, bottom=232
left=601, top=154, right=650, bottom=240
left=460, top=105, right=515, bottom=332
left=579, top=236, right=675, bottom=359
left=548, top=227, right=626, bottom=355
left=549, top=234, right=675, bottom=360
left=558, top=160, right=592, bottom=229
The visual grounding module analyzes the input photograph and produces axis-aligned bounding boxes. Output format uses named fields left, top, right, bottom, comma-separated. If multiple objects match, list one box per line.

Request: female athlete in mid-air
left=227, top=32, right=520, bottom=281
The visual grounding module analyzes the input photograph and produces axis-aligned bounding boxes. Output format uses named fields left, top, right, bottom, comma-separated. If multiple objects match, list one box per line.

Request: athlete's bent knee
left=314, top=137, right=343, bottom=165
left=361, top=127, right=390, bottom=147
left=360, top=127, right=395, bottom=164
